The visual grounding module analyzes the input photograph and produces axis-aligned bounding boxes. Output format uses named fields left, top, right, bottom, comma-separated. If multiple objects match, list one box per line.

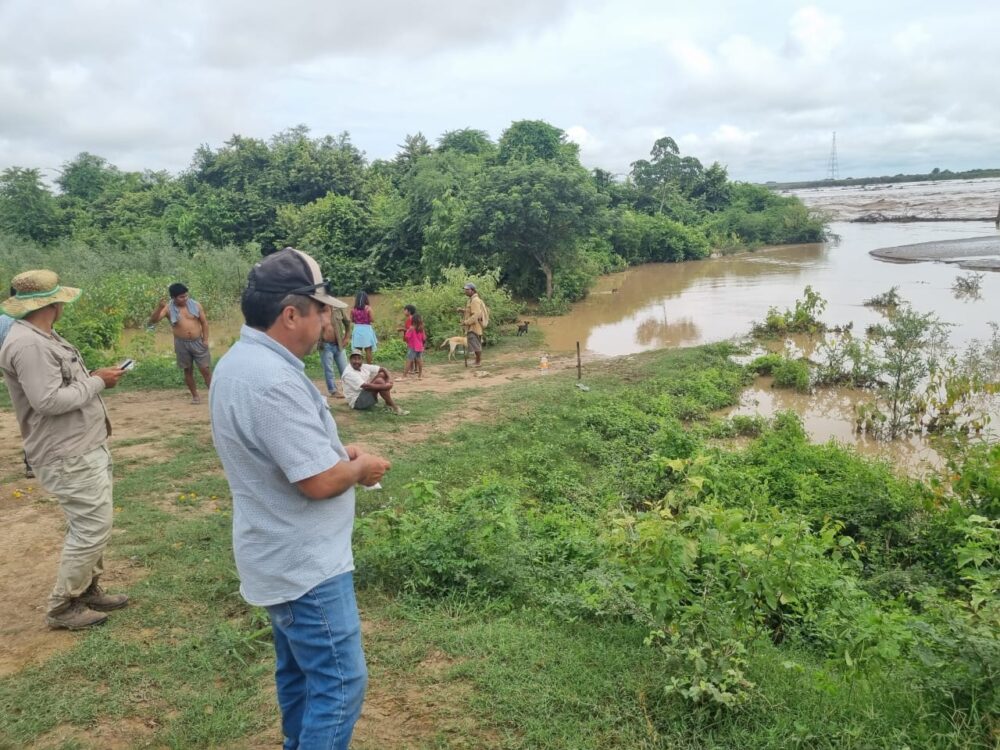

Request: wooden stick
left=576, top=341, right=582, bottom=380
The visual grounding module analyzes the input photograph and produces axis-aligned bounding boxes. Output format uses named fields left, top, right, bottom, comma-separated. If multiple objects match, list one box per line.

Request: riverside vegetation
left=0, top=340, right=997, bottom=748
left=1, top=121, right=822, bottom=312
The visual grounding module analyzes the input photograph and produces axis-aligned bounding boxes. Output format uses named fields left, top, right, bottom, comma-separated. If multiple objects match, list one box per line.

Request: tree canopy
left=0, top=120, right=824, bottom=301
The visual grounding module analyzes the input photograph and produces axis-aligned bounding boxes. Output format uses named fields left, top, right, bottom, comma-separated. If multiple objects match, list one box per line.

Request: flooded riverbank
left=538, top=220, right=999, bottom=358
left=536, top=214, right=998, bottom=474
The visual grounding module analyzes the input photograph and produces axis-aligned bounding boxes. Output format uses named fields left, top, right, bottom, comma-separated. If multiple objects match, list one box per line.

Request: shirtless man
left=149, top=283, right=212, bottom=404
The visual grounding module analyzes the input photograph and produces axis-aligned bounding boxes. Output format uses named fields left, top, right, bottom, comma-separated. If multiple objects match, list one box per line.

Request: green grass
left=0, top=343, right=996, bottom=749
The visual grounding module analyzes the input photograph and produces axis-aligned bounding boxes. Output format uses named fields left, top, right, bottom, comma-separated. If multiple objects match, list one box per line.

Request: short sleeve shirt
left=209, top=325, right=355, bottom=606
left=341, top=363, right=380, bottom=408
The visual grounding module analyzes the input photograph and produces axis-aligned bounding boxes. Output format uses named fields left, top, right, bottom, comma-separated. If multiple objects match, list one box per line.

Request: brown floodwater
left=535, top=202, right=998, bottom=473
left=729, top=377, right=948, bottom=475
left=539, top=220, right=999, bottom=358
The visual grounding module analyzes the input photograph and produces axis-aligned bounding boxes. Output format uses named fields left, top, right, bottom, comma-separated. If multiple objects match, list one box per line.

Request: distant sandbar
left=869, top=235, right=1000, bottom=272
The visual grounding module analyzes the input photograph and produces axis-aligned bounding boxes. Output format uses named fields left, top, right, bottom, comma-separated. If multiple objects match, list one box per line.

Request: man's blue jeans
left=321, top=343, right=348, bottom=396
left=265, top=572, right=367, bottom=750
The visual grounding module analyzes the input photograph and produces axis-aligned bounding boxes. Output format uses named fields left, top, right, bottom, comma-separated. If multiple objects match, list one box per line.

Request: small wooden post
left=576, top=341, right=582, bottom=380
left=995, top=199, right=999, bottom=229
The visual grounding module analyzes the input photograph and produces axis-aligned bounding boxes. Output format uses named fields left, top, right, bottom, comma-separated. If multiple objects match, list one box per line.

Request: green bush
left=752, top=286, right=828, bottom=337
left=772, top=358, right=811, bottom=392
left=374, top=266, right=520, bottom=346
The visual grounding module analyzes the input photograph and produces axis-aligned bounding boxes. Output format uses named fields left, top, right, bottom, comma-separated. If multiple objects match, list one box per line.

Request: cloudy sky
left=2, top=0, right=998, bottom=183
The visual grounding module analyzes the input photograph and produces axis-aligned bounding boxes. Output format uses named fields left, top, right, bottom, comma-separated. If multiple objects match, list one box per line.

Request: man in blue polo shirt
left=210, top=247, right=391, bottom=750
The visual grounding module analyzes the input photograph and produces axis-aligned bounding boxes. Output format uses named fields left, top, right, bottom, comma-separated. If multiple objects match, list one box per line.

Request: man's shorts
left=174, top=337, right=211, bottom=369
left=352, top=391, right=377, bottom=410
left=466, top=332, right=482, bottom=353
left=406, top=348, right=423, bottom=361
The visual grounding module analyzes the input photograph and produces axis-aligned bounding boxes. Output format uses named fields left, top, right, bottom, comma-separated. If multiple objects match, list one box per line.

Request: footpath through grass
left=0, top=343, right=997, bottom=749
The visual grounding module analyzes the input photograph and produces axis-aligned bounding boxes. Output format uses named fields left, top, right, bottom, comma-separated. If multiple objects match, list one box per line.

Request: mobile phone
left=118, top=359, right=135, bottom=371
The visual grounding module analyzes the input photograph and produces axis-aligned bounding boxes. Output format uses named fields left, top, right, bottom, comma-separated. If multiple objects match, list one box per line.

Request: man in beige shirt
left=461, top=282, right=486, bottom=367
left=0, top=270, right=130, bottom=630
left=148, top=282, right=212, bottom=404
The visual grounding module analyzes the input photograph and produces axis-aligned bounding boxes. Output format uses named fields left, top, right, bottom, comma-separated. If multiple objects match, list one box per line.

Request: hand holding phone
left=118, top=359, right=135, bottom=371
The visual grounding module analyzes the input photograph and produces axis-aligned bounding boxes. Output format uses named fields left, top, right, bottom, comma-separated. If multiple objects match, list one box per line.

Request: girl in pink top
left=350, top=291, right=377, bottom=363
left=403, top=314, right=426, bottom=378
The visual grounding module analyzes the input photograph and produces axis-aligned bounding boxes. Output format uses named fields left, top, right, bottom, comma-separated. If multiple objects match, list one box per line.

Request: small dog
left=440, top=336, right=467, bottom=361
left=516, top=321, right=530, bottom=336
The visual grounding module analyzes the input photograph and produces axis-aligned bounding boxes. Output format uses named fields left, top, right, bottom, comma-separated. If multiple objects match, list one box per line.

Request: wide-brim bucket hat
left=2, top=270, right=81, bottom=319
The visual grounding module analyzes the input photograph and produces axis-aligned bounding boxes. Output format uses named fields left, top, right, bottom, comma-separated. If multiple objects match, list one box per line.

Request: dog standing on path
left=440, top=336, right=467, bottom=361
left=516, top=321, right=530, bottom=336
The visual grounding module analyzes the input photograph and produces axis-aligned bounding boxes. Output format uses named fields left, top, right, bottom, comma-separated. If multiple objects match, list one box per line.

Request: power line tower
left=826, top=131, right=840, bottom=181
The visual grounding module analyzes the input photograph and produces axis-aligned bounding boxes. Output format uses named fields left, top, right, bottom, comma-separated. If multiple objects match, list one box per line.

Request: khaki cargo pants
left=34, top=444, right=114, bottom=615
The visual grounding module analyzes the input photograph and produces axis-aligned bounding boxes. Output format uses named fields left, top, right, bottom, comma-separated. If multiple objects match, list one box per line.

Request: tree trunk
left=541, top=262, right=554, bottom=299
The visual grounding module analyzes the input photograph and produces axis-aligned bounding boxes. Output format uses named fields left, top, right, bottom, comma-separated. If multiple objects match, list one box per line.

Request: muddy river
left=538, top=178, right=999, bottom=473
left=538, top=220, right=999, bottom=357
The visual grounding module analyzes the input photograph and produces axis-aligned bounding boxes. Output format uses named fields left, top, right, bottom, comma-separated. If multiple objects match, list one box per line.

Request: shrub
left=752, top=286, right=827, bottom=337
left=772, top=358, right=811, bottom=392
left=374, top=266, right=520, bottom=345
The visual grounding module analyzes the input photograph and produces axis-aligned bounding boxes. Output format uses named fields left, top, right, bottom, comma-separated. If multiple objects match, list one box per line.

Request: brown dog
left=439, top=336, right=467, bottom=361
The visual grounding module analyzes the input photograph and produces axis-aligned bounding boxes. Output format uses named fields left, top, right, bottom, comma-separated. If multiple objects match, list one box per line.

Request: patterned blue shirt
left=0, top=315, right=15, bottom=349
left=209, top=325, right=355, bottom=606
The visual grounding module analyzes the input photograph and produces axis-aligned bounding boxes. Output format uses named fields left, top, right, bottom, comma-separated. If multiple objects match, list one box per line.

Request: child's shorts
left=406, top=348, right=423, bottom=361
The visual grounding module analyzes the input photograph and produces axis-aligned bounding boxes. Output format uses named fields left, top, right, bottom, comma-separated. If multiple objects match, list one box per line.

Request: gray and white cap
left=248, top=247, right=348, bottom=309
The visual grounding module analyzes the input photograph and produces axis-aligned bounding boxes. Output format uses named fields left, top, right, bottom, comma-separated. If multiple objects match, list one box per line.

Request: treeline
left=0, top=121, right=824, bottom=302
left=766, top=166, right=1000, bottom=191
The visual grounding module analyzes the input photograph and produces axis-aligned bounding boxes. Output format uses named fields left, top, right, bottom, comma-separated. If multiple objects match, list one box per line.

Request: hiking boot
left=79, top=580, right=130, bottom=612
left=46, top=600, right=108, bottom=630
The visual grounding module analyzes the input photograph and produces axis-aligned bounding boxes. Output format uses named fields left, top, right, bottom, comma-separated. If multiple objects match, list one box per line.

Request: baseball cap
left=464, top=282, right=476, bottom=290
left=350, top=348, right=364, bottom=357
left=247, top=247, right=347, bottom=309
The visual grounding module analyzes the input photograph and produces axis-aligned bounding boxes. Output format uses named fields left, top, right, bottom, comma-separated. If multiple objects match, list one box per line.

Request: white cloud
left=0, top=0, right=998, bottom=182
left=565, top=125, right=601, bottom=152
left=669, top=40, right=714, bottom=76
left=786, top=7, right=844, bottom=62
left=891, top=23, right=931, bottom=56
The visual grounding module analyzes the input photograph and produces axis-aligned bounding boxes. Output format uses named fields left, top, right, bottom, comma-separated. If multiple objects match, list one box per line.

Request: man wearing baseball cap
left=209, top=247, right=390, bottom=750
left=0, top=270, right=130, bottom=630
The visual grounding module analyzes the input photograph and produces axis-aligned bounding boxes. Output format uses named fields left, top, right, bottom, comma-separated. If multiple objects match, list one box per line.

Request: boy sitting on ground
left=341, top=349, right=408, bottom=415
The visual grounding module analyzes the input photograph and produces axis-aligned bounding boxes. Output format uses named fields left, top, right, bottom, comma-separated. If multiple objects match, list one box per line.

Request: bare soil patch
left=32, top=716, right=157, bottom=750
left=0, top=393, right=180, bottom=679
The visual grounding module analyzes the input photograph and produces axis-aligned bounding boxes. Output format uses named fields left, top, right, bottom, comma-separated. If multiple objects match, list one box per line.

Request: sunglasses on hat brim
left=254, top=279, right=335, bottom=297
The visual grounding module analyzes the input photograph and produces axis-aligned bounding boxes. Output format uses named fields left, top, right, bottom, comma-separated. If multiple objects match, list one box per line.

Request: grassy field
left=0, top=341, right=997, bottom=749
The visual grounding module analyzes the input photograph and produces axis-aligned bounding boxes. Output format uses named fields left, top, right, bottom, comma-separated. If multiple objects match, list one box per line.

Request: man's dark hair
left=168, top=282, right=188, bottom=299
left=404, top=304, right=416, bottom=315
left=241, top=289, right=314, bottom=330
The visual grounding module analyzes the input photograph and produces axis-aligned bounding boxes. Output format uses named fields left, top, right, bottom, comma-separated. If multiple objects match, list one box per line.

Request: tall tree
left=0, top=168, right=63, bottom=243
left=57, top=153, right=121, bottom=202
left=437, top=129, right=496, bottom=157
left=462, top=161, right=607, bottom=299
left=497, top=120, right=578, bottom=165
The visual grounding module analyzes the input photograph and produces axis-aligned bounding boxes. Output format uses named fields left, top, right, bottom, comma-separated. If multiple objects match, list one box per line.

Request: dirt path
left=0, top=350, right=582, bottom=743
